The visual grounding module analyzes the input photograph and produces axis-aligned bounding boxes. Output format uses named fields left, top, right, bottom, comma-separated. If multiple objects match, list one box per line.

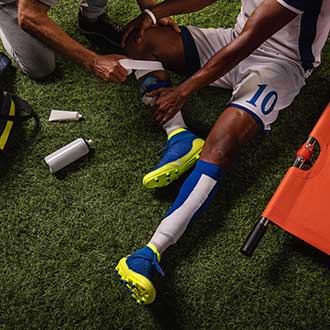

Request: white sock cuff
left=162, top=111, right=187, bottom=135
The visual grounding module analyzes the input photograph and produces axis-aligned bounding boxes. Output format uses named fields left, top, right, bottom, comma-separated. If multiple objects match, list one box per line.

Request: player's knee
left=19, top=50, right=56, bottom=80
left=201, top=132, right=240, bottom=168
left=124, top=28, right=162, bottom=60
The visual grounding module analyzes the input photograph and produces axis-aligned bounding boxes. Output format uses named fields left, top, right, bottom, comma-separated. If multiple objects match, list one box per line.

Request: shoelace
left=129, top=254, right=165, bottom=276
left=106, top=18, right=124, bottom=33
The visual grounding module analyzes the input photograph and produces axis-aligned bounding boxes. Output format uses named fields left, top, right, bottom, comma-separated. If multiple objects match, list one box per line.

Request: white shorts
left=182, top=26, right=306, bottom=131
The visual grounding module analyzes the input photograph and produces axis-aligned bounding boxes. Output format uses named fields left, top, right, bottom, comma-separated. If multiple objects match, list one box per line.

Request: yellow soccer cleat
left=115, top=244, right=164, bottom=305
left=143, top=128, right=204, bottom=189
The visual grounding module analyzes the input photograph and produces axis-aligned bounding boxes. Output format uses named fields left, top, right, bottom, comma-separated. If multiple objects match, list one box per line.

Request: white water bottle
left=44, top=138, right=92, bottom=174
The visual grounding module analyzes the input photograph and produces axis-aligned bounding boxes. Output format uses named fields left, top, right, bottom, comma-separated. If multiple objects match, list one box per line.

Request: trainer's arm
left=18, top=0, right=127, bottom=82
left=122, top=0, right=216, bottom=45
left=179, top=0, right=297, bottom=96
left=137, top=0, right=157, bottom=10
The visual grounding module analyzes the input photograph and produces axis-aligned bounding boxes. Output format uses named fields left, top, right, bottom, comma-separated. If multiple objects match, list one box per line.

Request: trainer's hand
left=92, top=54, right=129, bottom=83
left=158, top=17, right=180, bottom=33
left=122, top=12, right=153, bottom=48
left=147, top=86, right=188, bottom=125
left=122, top=13, right=180, bottom=48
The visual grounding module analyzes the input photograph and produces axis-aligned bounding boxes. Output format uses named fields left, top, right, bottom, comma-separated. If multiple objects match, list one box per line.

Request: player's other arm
left=152, top=0, right=217, bottom=18
left=179, top=0, right=298, bottom=96
left=123, top=0, right=217, bottom=45
left=18, top=0, right=127, bottom=82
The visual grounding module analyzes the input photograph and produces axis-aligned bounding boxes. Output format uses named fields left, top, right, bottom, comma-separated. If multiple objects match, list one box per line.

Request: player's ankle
left=146, top=243, right=161, bottom=262
left=167, top=127, right=187, bottom=140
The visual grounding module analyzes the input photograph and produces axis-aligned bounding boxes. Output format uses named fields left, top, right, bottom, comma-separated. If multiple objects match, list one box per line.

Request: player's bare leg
left=200, top=107, right=259, bottom=169
left=116, top=103, right=260, bottom=305
left=123, top=26, right=204, bottom=189
left=115, top=26, right=261, bottom=304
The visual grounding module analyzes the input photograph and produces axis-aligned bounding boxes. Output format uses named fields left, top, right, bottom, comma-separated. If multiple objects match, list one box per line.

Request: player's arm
left=123, top=0, right=217, bottom=46
left=150, top=0, right=298, bottom=124
left=18, top=0, right=128, bottom=82
left=178, top=0, right=298, bottom=96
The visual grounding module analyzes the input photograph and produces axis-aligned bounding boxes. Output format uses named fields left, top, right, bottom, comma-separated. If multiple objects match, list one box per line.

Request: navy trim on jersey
left=179, top=26, right=201, bottom=77
left=281, top=0, right=310, bottom=12
left=227, top=102, right=267, bottom=132
left=298, top=0, right=323, bottom=71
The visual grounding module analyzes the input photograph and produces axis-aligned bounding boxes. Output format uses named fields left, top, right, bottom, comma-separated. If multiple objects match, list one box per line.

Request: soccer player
left=115, top=0, right=330, bottom=304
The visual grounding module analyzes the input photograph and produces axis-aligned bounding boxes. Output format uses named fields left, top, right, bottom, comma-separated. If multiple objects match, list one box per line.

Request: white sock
left=149, top=160, right=225, bottom=254
left=136, top=70, right=187, bottom=136
left=162, top=111, right=187, bottom=136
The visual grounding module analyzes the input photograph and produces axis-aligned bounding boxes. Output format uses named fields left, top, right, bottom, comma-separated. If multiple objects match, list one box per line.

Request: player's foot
left=115, top=244, right=164, bottom=305
left=143, top=128, right=204, bottom=189
left=77, top=11, right=123, bottom=51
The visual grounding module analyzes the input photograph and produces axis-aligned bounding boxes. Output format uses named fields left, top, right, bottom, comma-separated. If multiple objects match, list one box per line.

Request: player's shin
left=149, top=159, right=225, bottom=254
left=132, top=69, right=204, bottom=189
left=137, top=71, right=187, bottom=135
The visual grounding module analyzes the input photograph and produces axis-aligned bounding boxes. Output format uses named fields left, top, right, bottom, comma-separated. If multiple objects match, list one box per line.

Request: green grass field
left=1, top=1, right=330, bottom=329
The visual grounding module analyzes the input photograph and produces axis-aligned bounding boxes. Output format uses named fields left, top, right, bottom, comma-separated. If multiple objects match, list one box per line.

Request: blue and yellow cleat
left=143, top=128, right=205, bottom=189
left=115, top=244, right=164, bottom=305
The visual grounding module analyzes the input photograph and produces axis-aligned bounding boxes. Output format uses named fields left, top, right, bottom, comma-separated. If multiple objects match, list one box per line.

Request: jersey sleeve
left=39, top=0, right=57, bottom=7
left=276, top=0, right=308, bottom=14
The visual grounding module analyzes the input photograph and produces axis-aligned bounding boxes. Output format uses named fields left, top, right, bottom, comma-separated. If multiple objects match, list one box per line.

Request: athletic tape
left=119, top=59, right=165, bottom=79
left=119, top=59, right=164, bottom=72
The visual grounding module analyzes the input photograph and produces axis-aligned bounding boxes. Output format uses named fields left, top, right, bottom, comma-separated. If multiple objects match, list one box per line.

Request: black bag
left=0, top=91, right=33, bottom=152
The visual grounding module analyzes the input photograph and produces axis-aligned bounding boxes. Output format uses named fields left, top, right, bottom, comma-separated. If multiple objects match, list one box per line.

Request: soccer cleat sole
left=115, top=257, right=156, bottom=305
left=143, top=138, right=205, bottom=189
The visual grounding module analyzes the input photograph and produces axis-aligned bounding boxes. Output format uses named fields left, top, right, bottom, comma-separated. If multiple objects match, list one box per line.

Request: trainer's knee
left=18, top=49, right=56, bottom=80
left=201, top=132, right=240, bottom=169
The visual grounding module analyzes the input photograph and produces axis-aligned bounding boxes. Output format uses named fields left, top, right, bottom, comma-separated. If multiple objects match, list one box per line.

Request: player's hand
left=122, top=12, right=153, bottom=48
left=147, top=86, right=188, bottom=125
left=92, top=54, right=129, bottom=83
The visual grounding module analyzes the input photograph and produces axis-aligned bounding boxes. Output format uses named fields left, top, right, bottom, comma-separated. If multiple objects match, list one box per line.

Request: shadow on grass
left=265, top=235, right=330, bottom=288
left=147, top=289, right=183, bottom=330
left=53, top=148, right=96, bottom=179
left=144, top=71, right=330, bottom=325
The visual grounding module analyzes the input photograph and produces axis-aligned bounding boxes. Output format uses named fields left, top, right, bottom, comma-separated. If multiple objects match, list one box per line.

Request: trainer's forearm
left=179, top=0, right=297, bottom=97
left=152, top=0, right=217, bottom=20
left=18, top=0, right=96, bottom=71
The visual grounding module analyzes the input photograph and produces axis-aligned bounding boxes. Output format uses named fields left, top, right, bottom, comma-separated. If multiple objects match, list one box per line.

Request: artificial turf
left=1, top=1, right=330, bottom=329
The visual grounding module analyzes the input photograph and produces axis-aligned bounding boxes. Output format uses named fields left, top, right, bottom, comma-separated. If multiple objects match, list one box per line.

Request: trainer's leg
left=124, top=27, right=205, bottom=189
left=80, top=0, right=107, bottom=20
left=0, top=4, right=55, bottom=79
left=78, top=0, right=124, bottom=50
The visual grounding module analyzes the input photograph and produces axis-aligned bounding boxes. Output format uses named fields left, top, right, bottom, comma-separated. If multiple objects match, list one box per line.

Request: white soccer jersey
left=235, top=0, right=330, bottom=71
